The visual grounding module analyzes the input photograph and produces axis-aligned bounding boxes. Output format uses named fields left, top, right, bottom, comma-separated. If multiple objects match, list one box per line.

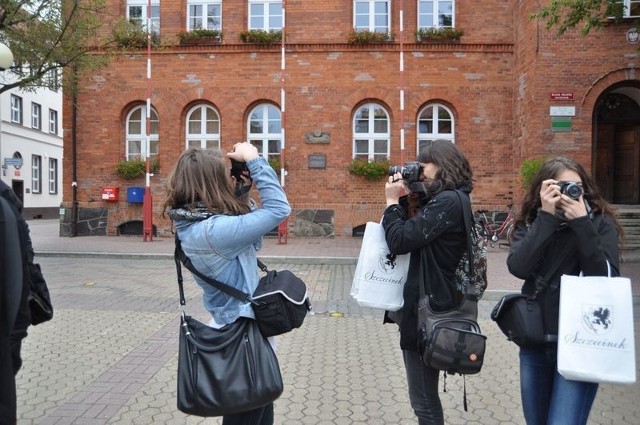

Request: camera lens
left=565, top=184, right=583, bottom=200
left=388, top=165, right=404, bottom=176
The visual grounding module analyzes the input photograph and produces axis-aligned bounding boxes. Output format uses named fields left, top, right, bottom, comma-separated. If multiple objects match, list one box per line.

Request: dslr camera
left=388, top=161, right=422, bottom=183
left=230, top=159, right=249, bottom=182
left=557, top=181, right=583, bottom=200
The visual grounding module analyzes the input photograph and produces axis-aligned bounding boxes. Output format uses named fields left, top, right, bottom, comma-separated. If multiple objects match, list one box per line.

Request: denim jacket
left=174, top=156, right=291, bottom=325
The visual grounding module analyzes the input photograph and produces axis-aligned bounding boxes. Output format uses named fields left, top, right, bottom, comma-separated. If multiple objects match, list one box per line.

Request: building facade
left=61, top=0, right=640, bottom=237
left=1, top=71, right=63, bottom=219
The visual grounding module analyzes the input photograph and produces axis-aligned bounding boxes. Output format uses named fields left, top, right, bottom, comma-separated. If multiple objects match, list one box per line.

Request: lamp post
left=0, top=42, right=14, bottom=182
left=0, top=43, right=14, bottom=70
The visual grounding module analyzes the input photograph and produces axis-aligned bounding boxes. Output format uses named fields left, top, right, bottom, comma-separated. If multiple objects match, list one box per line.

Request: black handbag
left=175, top=255, right=283, bottom=417
left=175, top=236, right=311, bottom=337
left=491, top=244, right=570, bottom=347
left=28, top=262, right=53, bottom=325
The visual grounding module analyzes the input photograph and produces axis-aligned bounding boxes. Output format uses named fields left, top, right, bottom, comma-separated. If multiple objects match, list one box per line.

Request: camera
left=388, top=161, right=422, bottom=183
left=557, top=181, right=583, bottom=200
left=230, top=159, right=249, bottom=182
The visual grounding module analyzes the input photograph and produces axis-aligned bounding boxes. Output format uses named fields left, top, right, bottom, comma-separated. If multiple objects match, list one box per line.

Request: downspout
left=71, top=62, right=78, bottom=237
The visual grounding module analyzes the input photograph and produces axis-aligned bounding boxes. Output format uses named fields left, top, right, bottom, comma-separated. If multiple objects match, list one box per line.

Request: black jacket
left=382, top=189, right=468, bottom=350
left=507, top=209, right=619, bottom=335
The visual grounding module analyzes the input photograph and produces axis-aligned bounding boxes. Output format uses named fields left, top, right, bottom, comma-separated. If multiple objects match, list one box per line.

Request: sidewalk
left=27, top=219, right=640, bottom=296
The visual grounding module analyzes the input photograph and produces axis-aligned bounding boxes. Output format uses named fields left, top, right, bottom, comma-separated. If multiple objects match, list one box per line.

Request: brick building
left=61, top=0, right=640, bottom=238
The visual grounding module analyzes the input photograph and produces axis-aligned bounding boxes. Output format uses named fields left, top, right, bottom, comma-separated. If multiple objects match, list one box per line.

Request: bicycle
left=475, top=204, right=516, bottom=248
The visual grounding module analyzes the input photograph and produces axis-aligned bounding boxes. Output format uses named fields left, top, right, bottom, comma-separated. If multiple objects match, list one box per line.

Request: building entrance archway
left=593, top=84, right=640, bottom=204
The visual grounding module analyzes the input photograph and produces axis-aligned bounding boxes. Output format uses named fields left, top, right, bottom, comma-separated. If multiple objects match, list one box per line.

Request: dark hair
left=518, top=156, right=622, bottom=240
left=162, top=148, right=251, bottom=218
left=404, top=140, right=473, bottom=215
left=416, top=139, right=474, bottom=193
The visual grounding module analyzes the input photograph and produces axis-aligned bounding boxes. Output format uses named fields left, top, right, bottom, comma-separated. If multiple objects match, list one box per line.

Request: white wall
left=0, top=73, right=63, bottom=216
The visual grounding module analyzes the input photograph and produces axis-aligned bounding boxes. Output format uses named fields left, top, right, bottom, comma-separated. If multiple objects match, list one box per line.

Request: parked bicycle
left=475, top=204, right=516, bottom=248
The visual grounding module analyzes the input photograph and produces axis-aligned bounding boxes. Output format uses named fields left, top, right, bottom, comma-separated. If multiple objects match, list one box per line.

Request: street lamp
left=0, top=43, right=14, bottom=71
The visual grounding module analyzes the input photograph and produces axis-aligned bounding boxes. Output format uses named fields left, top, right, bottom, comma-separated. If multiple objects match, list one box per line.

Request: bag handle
left=174, top=235, right=252, bottom=304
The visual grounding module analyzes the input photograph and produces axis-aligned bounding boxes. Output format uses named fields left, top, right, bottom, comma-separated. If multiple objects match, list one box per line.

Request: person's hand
left=539, top=179, right=561, bottom=215
left=385, top=173, right=408, bottom=206
left=227, top=142, right=259, bottom=163
left=558, top=193, right=587, bottom=220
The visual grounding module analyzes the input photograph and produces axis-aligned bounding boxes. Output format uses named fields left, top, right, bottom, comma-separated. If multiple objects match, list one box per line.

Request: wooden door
left=613, top=126, right=640, bottom=203
left=595, top=125, right=615, bottom=201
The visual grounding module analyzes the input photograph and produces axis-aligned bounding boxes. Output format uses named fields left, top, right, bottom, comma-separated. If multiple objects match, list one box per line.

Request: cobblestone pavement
left=15, top=255, right=640, bottom=425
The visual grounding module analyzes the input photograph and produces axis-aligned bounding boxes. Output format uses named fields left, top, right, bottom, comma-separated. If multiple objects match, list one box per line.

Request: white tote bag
left=557, top=273, right=636, bottom=384
left=350, top=222, right=410, bottom=311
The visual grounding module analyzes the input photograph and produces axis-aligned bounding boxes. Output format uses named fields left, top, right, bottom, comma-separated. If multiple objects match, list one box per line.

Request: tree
left=532, top=0, right=626, bottom=35
left=0, top=0, right=112, bottom=94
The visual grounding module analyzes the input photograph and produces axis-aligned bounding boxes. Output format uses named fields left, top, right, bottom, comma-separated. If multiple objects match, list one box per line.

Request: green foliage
left=0, top=0, right=111, bottom=94
left=347, top=30, right=395, bottom=45
left=112, top=18, right=160, bottom=49
left=239, top=29, right=282, bottom=44
left=116, top=159, right=160, bottom=179
left=531, top=0, right=625, bottom=36
left=348, top=159, right=390, bottom=181
left=268, top=157, right=282, bottom=171
left=519, top=158, right=546, bottom=190
left=415, top=27, right=464, bottom=41
left=177, top=29, right=223, bottom=41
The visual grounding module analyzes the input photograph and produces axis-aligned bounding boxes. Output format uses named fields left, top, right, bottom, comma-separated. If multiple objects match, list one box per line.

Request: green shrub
left=415, top=27, right=464, bottom=42
left=348, top=159, right=390, bottom=181
left=112, top=18, right=160, bottom=49
left=348, top=30, right=394, bottom=45
left=239, top=29, right=282, bottom=44
left=519, top=158, right=546, bottom=189
left=177, top=29, right=223, bottom=41
left=116, top=159, right=160, bottom=179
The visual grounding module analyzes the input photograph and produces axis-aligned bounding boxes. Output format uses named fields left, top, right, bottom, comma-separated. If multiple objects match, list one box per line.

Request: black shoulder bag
left=175, top=236, right=311, bottom=337
left=490, top=245, right=570, bottom=347
left=174, top=243, right=283, bottom=417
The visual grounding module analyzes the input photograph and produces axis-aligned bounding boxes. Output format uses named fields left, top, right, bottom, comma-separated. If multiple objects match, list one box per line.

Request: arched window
left=126, top=105, right=159, bottom=160
left=353, top=103, right=390, bottom=162
left=186, top=104, right=220, bottom=150
left=247, top=103, right=281, bottom=161
left=417, top=103, right=454, bottom=153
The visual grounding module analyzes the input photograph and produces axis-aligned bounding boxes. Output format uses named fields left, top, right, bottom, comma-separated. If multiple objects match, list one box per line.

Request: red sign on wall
left=549, top=92, right=574, bottom=101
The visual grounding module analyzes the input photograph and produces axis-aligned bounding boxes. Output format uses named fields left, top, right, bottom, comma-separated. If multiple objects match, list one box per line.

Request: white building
left=0, top=69, right=63, bottom=219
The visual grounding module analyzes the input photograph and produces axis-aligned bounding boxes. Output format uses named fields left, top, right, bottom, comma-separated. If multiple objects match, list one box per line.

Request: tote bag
left=350, top=222, right=410, bottom=311
left=558, top=274, right=636, bottom=384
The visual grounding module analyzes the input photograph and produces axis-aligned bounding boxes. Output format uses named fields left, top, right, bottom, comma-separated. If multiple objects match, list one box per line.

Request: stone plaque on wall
left=308, top=154, right=326, bottom=169
left=305, top=130, right=330, bottom=144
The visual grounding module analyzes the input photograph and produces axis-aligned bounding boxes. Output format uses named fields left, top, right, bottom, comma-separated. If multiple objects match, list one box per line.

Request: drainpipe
left=71, top=62, right=78, bottom=237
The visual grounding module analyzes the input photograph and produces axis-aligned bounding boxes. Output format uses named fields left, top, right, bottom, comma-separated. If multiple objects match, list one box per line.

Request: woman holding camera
left=507, top=156, right=621, bottom=425
left=382, top=140, right=474, bottom=424
left=163, top=143, right=290, bottom=425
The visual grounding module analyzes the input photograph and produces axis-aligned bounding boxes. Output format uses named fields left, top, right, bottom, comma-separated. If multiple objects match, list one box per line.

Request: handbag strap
left=174, top=235, right=252, bottom=305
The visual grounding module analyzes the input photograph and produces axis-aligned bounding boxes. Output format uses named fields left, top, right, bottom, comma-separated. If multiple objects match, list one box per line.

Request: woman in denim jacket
left=163, top=143, right=290, bottom=425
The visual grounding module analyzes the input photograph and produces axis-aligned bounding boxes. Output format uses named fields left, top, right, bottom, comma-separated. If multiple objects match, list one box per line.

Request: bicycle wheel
left=505, top=221, right=515, bottom=244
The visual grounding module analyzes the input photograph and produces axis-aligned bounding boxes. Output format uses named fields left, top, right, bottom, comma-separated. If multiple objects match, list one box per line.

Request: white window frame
left=352, top=103, right=390, bottom=162
left=248, top=0, right=283, bottom=31
left=10, top=95, right=22, bottom=124
left=126, top=105, right=159, bottom=160
left=247, top=103, right=282, bottom=161
left=417, top=0, right=455, bottom=28
left=49, top=109, right=58, bottom=134
left=186, top=104, right=221, bottom=150
left=127, top=0, right=160, bottom=34
left=619, top=0, right=640, bottom=17
left=187, top=0, right=222, bottom=30
left=31, top=103, right=42, bottom=130
left=354, top=0, right=390, bottom=33
left=47, top=68, right=60, bottom=91
left=417, top=103, right=455, bottom=153
left=32, top=155, right=42, bottom=194
left=49, top=158, right=58, bottom=194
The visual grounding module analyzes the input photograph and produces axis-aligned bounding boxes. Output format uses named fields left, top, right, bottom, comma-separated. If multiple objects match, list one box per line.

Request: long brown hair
left=518, top=156, right=622, bottom=240
left=162, top=148, right=251, bottom=217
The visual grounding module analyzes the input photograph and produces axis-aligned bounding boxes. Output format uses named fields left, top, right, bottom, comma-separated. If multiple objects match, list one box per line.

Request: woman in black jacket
left=382, top=140, right=474, bottom=425
left=507, top=156, right=621, bottom=425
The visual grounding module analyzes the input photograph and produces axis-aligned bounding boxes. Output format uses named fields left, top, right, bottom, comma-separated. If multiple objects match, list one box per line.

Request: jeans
left=403, top=350, right=444, bottom=425
left=520, top=344, right=598, bottom=425
left=221, top=402, right=273, bottom=425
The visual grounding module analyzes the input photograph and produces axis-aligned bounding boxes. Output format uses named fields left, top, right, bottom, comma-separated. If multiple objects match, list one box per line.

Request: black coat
left=382, top=189, right=468, bottom=350
left=507, top=209, right=619, bottom=335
